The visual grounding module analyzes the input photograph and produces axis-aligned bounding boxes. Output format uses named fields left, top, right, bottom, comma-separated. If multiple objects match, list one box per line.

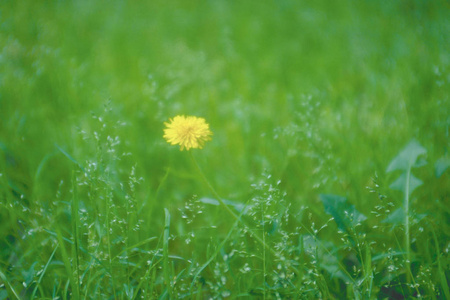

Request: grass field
left=1, top=0, right=449, bottom=299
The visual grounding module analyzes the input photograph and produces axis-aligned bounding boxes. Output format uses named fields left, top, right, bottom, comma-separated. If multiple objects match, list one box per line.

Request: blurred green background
left=1, top=0, right=449, bottom=298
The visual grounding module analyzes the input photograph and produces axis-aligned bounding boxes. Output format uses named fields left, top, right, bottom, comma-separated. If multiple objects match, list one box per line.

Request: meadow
left=0, top=0, right=449, bottom=299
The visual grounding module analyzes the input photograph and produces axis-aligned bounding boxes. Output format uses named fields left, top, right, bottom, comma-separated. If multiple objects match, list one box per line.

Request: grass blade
left=0, top=269, right=20, bottom=300
left=432, top=228, right=450, bottom=299
left=30, top=242, right=59, bottom=299
left=56, top=229, right=80, bottom=299
left=163, top=208, right=172, bottom=298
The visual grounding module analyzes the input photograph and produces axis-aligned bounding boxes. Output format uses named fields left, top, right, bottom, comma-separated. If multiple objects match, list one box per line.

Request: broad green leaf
left=0, top=290, right=7, bottom=300
left=321, top=253, right=352, bottom=282
left=199, top=197, right=246, bottom=212
left=435, top=156, right=450, bottom=178
left=389, top=172, right=423, bottom=195
left=386, top=139, right=427, bottom=173
left=382, top=207, right=405, bottom=225
left=414, top=157, right=428, bottom=168
left=300, top=235, right=351, bottom=282
left=320, top=194, right=367, bottom=234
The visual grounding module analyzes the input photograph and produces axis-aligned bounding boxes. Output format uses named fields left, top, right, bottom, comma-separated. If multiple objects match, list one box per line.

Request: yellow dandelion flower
left=163, top=115, right=212, bottom=150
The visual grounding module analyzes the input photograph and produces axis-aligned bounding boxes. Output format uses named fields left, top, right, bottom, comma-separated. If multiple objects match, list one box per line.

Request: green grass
left=1, top=0, right=449, bottom=298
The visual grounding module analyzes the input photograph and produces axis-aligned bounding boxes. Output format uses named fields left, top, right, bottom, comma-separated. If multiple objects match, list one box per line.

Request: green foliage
left=386, top=140, right=427, bottom=173
left=320, top=194, right=367, bottom=235
left=0, top=0, right=449, bottom=299
left=435, top=156, right=450, bottom=178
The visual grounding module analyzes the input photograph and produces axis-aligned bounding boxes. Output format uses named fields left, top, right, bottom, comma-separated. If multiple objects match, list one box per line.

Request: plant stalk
left=404, top=168, right=411, bottom=283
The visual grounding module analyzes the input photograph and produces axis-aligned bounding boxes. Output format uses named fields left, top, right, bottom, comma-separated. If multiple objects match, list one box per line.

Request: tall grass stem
left=404, top=168, right=411, bottom=283
left=163, top=208, right=172, bottom=298
left=71, top=172, right=81, bottom=297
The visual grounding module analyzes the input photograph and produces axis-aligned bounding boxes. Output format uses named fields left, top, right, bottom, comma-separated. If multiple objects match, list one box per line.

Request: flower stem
left=189, top=151, right=277, bottom=257
left=405, top=168, right=411, bottom=283
left=404, top=168, right=421, bottom=296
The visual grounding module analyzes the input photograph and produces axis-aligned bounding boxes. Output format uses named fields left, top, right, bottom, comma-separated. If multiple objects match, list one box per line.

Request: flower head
left=163, top=115, right=212, bottom=150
